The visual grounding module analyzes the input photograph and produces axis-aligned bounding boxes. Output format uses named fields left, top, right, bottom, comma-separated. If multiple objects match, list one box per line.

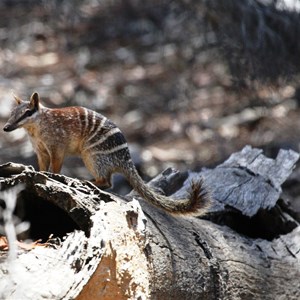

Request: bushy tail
left=123, top=163, right=210, bottom=216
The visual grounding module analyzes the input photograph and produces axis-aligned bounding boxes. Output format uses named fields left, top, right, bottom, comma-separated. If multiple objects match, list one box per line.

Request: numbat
left=3, top=92, right=209, bottom=215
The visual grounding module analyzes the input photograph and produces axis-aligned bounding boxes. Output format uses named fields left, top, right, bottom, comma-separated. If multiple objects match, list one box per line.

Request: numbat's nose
left=3, top=123, right=14, bottom=132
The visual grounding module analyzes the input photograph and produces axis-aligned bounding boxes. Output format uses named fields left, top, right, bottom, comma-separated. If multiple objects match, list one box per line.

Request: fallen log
left=0, top=145, right=299, bottom=299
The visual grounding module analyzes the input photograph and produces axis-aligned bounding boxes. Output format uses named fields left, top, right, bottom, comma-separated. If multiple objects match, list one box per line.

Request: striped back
left=36, top=106, right=129, bottom=159
left=78, top=107, right=128, bottom=156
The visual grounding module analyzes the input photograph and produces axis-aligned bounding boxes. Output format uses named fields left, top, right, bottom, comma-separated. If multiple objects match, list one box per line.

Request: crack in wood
left=193, top=231, right=223, bottom=300
left=279, top=237, right=297, bottom=258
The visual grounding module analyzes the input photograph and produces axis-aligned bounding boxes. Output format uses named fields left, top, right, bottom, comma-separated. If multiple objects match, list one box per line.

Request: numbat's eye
left=24, top=109, right=36, bottom=117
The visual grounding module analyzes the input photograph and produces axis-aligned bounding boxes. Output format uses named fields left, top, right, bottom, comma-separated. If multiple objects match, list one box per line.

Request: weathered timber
left=0, top=146, right=299, bottom=299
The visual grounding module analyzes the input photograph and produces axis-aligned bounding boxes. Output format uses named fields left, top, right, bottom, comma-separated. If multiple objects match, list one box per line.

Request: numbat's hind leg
left=92, top=177, right=112, bottom=189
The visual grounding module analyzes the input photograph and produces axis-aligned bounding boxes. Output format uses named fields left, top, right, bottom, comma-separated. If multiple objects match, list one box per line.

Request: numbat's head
left=3, top=92, right=40, bottom=132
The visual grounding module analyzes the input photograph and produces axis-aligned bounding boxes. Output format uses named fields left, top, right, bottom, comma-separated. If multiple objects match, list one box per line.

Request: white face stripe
left=90, top=142, right=128, bottom=156
left=87, top=115, right=107, bottom=142
left=18, top=109, right=39, bottom=126
left=85, top=127, right=121, bottom=150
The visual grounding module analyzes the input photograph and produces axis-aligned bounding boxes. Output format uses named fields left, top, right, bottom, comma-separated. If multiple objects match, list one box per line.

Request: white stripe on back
left=90, top=143, right=128, bottom=156
left=88, top=110, right=97, bottom=136
left=87, top=115, right=107, bottom=142
left=83, top=108, right=89, bottom=135
left=85, top=127, right=121, bottom=150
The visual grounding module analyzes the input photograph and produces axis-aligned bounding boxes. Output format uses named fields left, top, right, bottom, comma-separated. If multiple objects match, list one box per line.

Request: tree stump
left=0, top=145, right=299, bottom=299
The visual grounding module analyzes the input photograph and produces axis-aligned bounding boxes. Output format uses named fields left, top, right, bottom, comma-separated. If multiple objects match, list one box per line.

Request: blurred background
left=1, top=0, right=300, bottom=197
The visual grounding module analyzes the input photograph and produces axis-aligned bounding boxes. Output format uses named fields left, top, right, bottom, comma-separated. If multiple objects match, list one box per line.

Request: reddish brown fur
left=3, top=92, right=210, bottom=215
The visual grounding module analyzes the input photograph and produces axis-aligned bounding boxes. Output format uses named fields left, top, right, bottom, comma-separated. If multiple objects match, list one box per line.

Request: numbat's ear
left=29, top=92, right=40, bottom=110
left=13, top=94, right=23, bottom=105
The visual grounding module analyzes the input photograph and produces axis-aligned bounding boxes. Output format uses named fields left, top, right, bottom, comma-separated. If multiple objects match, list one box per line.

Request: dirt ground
left=0, top=1, right=299, bottom=197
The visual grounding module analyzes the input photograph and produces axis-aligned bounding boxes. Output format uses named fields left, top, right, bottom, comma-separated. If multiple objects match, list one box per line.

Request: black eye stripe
left=16, top=108, right=36, bottom=123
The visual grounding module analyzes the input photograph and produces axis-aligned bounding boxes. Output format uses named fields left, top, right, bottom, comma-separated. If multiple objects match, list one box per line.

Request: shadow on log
left=0, top=145, right=299, bottom=299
